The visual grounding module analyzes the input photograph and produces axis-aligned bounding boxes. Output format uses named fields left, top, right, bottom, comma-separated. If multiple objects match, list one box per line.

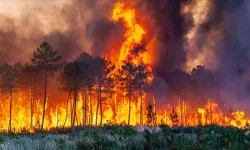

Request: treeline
left=0, top=42, right=152, bottom=132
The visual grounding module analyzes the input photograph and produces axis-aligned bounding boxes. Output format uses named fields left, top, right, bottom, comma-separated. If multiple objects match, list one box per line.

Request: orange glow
left=0, top=1, right=249, bottom=133
left=0, top=93, right=249, bottom=132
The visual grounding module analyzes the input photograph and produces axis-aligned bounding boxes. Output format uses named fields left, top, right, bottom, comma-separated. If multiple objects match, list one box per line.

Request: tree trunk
left=72, top=91, right=77, bottom=128
left=84, top=90, right=87, bottom=125
left=88, top=87, right=92, bottom=126
left=82, top=92, right=84, bottom=125
left=8, top=88, right=12, bottom=133
left=100, top=91, right=103, bottom=126
left=128, top=90, right=131, bottom=126
left=179, top=97, right=182, bottom=126
left=63, top=92, right=71, bottom=128
left=95, top=91, right=100, bottom=126
left=210, top=99, right=212, bottom=125
left=75, top=110, right=78, bottom=126
left=30, top=85, right=33, bottom=128
left=41, top=68, right=48, bottom=130
left=140, top=86, right=143, bottom=125
left=70, top=98, right=73, bottom=127
left=153, top=97, right=157, bottom=126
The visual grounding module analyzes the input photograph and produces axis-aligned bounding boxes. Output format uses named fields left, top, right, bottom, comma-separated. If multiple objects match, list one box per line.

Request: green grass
left=0, top=125, right=249, bottom=150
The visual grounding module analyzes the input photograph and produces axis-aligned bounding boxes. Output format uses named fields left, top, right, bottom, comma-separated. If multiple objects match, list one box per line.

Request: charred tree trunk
left=210, top=100, right=212, bottom=124
left=8, top=88, right=13, bottom=133
left=140, top=85, right=143, bottom=125
left=100, top=91, right=103, bottom=126
left=75, top=110, right=78, bottom=126
left=84, top=90, right=87, bottom=125
left=30, top=85, right=33, bottom=128
left=88, top=87, right=92, bottom=126
left=41, top=67, right=48, bottom=130
left=72, top=90, right=78, bottom=128
left=95, top=91, right=100, bottom=126
left=70, top=98, right=74, bottom=127
left=179, top=97, right=182, bottom=126
left=128, top=87, right=131, bottom=126
left=63, top=92, right=71, bottom=128
left=153, top=97, right=157, bottom=126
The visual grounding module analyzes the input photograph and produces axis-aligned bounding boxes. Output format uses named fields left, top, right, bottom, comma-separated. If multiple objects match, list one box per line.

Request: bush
left=0, top=125, right=249, bottom=150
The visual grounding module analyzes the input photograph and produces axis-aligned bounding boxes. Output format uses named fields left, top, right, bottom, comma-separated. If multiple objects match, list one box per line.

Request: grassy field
left=0, top=125, right=249, bottom=150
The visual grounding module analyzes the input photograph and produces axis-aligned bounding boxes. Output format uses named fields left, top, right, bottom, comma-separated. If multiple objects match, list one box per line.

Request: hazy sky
left=0, top=0, right=68, bottom=16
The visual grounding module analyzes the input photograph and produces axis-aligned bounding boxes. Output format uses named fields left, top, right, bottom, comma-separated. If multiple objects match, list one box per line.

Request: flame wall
left=0, top=0, right=250, bottom=131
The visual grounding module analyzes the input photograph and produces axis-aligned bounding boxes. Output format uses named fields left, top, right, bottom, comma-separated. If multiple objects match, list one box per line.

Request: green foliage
left=0, top=126, right=249, bottom=150
left=103, top=125, right=137, bottom=137
left=31, top=41, right=61, bottom=71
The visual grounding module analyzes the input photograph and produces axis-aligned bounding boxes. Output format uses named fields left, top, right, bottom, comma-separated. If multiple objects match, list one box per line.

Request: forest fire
left=0, top=1, right=249, bottom=134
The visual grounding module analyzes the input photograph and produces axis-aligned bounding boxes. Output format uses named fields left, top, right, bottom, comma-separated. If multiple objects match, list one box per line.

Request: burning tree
left=117, top=62, right=151, bottom=125
left=0, top=63, right=19, bottom=132
left=31, top=41, right=61, bottom=130
left=118, top=62, right=138, bottom=125
left=60, top=61, right=88, bottom=128
left=94, top=57, right=115, bottom=126
left=76, top=53, right=95, bottom=126
left=134, top=65, right=152, bottom=125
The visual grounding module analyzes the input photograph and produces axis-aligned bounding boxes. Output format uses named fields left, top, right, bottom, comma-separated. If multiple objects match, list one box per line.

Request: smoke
left=1, top=0, right=250, bottom=112
left=0, top=0, right=118, bottom=64
left=128, top=0, right=250, bottom=112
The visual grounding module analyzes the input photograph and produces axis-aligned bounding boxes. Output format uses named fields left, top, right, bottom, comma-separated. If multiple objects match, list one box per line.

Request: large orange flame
left=112, top=2, right=146, bottom=66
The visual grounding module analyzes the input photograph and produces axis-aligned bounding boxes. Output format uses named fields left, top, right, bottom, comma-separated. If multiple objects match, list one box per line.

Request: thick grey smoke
left=0, top=0, right=250, bottom=112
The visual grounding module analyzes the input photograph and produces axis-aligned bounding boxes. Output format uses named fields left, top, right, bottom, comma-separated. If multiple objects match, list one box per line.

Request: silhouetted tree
left=76, top=52, right=95, bottom=126
left=94, top=57, right=115, bottom=126
left=134, top=65, right=152, bottom=125
left=118, top=62, right=138, bottom=125
left=0, top=64, right=19, bottom=132
left=168, top=69, right=191, bottom=96
left=167, top=69, right=191, bottom=125
left=31, top=41, right=61, bottom=130
left=191, top=65, right=213, bottom=106
left=60, top=61, right=88, bottom=128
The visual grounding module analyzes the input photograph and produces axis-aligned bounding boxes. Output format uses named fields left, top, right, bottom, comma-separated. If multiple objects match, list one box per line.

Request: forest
left=1, top=0, right=250, bottom=149
left=0, top=41, right=249, bottom=134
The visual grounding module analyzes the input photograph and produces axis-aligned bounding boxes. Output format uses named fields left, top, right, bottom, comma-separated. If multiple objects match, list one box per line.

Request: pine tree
left=0, top=64, right=19, bottom=133
left=31, top=41, right=61, bottom=130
